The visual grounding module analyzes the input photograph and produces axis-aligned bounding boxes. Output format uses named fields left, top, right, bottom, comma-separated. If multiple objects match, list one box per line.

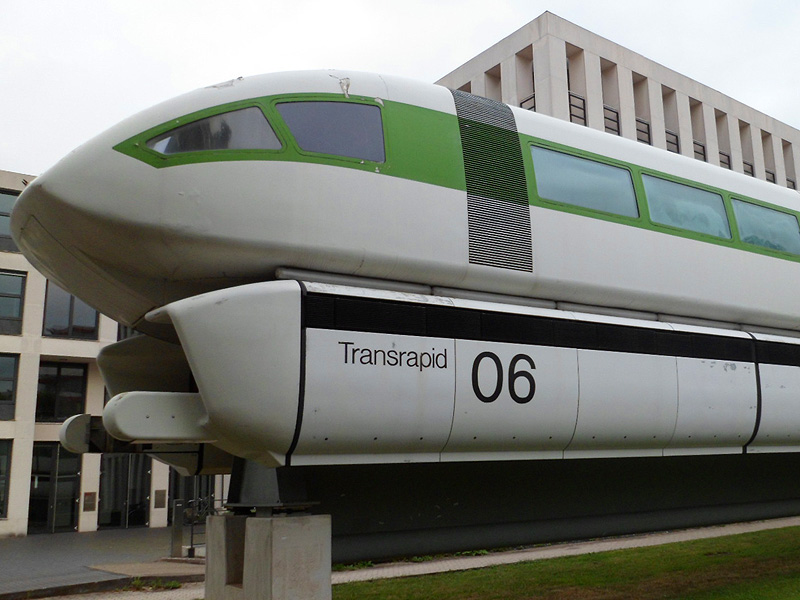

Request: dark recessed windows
left=35, top=362, right=88, bottom=423
left=43, top=282, right=98, bottom=340
left=0, top=271, right=25, bottom=335
left=0, top=440, right=10, bottom=518
left=0, top=355, right=18, bottom=421
left=0, top=191, right=18, bottom=253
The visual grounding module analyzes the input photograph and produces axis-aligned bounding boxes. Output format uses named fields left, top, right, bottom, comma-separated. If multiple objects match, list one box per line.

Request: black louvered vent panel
left=450, top=90, right=532, bottom=272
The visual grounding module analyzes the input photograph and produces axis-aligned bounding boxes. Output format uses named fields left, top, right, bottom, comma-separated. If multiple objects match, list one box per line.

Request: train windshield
left=276, top=101, right=385, bottom=162
left=146, top=107, right=281, bottom=154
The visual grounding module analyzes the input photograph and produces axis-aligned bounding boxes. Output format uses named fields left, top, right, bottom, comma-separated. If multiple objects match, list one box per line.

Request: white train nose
left=12, top=173, right=158, bottom=327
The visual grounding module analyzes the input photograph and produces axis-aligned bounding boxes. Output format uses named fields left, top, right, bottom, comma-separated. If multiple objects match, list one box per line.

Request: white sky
left=3, top=0, right=799, bottom=176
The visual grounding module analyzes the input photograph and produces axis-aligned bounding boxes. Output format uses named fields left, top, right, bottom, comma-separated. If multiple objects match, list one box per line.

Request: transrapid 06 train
left=12, top=70, right=800, bottom=475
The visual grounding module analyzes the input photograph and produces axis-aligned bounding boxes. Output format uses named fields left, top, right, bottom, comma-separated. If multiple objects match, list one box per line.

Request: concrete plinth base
left=206, top=514, right=331, bottom=600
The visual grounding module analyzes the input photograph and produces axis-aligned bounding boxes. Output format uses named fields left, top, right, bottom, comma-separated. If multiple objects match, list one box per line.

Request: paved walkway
left=4, top=516, right=800, bottom=599
left=0, top=527, right=203, bottom=600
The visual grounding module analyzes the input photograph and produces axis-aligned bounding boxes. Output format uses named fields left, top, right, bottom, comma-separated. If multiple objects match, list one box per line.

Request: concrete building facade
left=0, top=169, right=170, bottom=536
left=437, top=12, right=800, bottom=191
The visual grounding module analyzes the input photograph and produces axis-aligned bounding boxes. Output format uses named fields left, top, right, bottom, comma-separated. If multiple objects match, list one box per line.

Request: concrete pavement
left=0, top=527, right=202, bottom=600
left=3, top=516, right=800, bottom=599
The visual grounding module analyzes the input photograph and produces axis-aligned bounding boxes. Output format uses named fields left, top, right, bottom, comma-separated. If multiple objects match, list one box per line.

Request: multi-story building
left=437, top=11, right=800, bottom=191
left=0, top=168, right=170, bottom=536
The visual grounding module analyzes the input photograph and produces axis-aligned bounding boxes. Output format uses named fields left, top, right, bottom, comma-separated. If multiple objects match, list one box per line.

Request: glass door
left=28, top=442, right=80, bottom=534
left=98, top=453, right=151, bottom=528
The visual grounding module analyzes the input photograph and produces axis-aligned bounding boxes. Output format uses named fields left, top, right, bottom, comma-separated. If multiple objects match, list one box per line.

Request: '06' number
left=471, top=352, right=536, bottom=404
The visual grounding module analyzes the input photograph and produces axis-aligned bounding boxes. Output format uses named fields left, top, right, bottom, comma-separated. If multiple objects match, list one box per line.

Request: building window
left=0, top=191, right=19, bottom=253
left=568, top=92, right=587, bottom=126
left=0, top=271, right=25, bottom=336
left=36, top=362, right=87, bottom=422
left=43, top=282, right=98, bottom=339
left=603, top=106, right=620, bottom=135
left=0, top=440, right=10, bottom=518
left=665, top=130, right=680, bottom=154
left=636, top=118, right=651, bottom=145
left=766, top=169, right=777, bottom=184
left=0, top=354, right=18, bottom=421
left=719, top=152, right=732, bottom=170
left=788, top=178, right=797, bottom=190
left=743, top=161, right=755, bottom=177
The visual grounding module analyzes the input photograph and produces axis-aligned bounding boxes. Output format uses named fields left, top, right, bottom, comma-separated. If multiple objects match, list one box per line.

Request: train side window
left=276, top=101, right=385, bottom=162
left=642, top=175, right=731, bottom=239
left=530, top=146, right=638, bottom=218
left=732, top=199, right=800, bottom=255
left=146, top=107, right=281, bottom=154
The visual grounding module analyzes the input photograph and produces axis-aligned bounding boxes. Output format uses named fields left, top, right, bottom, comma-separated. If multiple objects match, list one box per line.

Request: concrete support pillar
left=500, top=56, right=519, bottom=107
left=773, top=135, right=788, bottom=185
left=583, top=51, right=604, bottom=132
left=533, top=36, right=569, bottom=121
left=675, top=92, right=694, bottom=159
left=726, top=117, right=745, bottom=174
left=786, top=141, right=800, bottom=188
left=514, top=47, right=534, bottom=107
left=647, top=80, right=667, bottom=150
left=751, top=128, right=767, bottom=180
left=702, top=104, right=720, bottom=167
left=617, top=66, right=637, bottom=142
left=207, top=514, right=332, bottom=600
left=469, top=76, right=486, bottom=99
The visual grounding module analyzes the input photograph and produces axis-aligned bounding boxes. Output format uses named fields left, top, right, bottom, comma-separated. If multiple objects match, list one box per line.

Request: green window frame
left=642, top=174, right=732, bottom=239
left=275, top=100, right=386, bottom=163
left=530, top=145, right=639, bottom=218
left=732, top=198, right=800, bottom=255
left=146, top=106, right=281, bottom=155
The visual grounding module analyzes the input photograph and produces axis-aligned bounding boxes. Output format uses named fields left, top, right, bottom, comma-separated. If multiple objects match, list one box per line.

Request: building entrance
left=98, top=453, right=151, bottom=528
left=28, top=442, right=81, bottom=533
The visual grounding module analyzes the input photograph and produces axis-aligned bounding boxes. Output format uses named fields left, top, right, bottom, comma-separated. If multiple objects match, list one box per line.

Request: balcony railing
left=569, top=92, right=586, bottom=126
left=603, top=105, right=620, bottom=136
left=693, top=140, right=707, bottom=162
left=519, top=93, right=536, bottom=112
left=665, top=129, right=680, bottom=154
left=636, top=118, right=651, bottom=145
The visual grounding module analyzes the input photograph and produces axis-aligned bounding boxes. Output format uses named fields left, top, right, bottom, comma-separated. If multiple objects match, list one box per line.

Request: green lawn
left=333, top=526, right=800, bottom=599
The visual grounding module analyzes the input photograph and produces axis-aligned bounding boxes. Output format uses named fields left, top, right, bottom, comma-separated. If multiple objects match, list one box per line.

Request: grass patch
left=333, top=526, right=800, bottom=599
left=123, top=577, right=183, bottom=591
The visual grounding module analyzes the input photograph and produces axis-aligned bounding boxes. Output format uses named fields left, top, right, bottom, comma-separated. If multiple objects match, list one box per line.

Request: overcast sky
left=3, top=0, right=799, bottom=176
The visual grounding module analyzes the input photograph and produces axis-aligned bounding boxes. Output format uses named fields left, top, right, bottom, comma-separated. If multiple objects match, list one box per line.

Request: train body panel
left=11, top=70, right=800, bottom=468
left=93, top=280, right=800, bottom=468
left=14, top=70, right=800, bottom=337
